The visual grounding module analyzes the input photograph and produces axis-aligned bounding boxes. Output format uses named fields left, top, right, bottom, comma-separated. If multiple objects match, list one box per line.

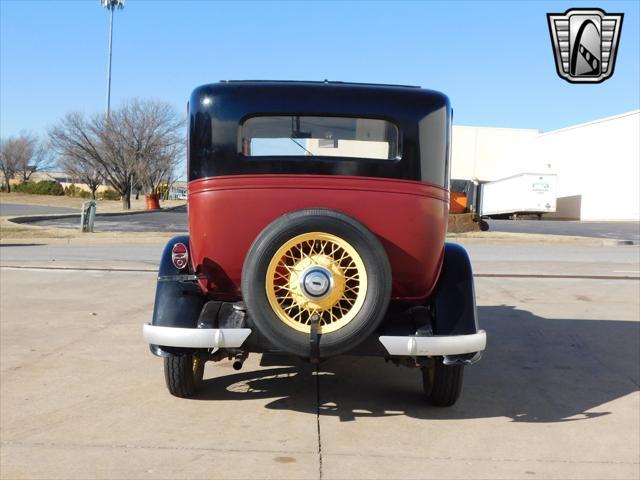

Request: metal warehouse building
left=451, top=110, right=640, bottom=221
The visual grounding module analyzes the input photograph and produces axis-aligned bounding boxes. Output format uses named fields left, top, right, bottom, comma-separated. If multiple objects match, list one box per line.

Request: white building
left=451, top=110, right=640, bottom=221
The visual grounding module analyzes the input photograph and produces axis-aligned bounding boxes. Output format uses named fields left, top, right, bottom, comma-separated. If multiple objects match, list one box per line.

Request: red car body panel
left=189, top=174, right=448, bottom=303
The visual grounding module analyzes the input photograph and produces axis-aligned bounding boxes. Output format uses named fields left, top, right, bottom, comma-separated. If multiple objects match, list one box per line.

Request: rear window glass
left=240, top=116, right=400, bottom=160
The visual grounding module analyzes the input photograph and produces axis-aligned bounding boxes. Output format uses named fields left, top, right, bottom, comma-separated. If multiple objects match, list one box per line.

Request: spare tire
left=242, top=209, right=391, bottom=358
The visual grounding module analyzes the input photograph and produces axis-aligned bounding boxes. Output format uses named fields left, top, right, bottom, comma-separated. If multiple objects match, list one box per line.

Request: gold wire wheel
left=265, top=232, right=368, bottom=334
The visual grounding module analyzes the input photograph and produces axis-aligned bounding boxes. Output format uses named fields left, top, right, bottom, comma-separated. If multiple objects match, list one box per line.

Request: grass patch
left=0, top=226, right=31, bottom=233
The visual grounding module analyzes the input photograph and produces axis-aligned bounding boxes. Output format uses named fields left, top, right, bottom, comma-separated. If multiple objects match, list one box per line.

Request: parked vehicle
left=143, top=81, right=486, bottom=406
left=480, top=173, right=557, bottom=219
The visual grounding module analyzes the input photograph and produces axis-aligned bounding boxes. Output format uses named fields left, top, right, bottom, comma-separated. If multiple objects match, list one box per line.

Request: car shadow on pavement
left=196, top=305, right=640, bottom=423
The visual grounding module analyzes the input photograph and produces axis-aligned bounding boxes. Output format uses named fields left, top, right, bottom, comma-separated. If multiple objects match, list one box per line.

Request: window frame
left=238, top=114, right=403, bottom=162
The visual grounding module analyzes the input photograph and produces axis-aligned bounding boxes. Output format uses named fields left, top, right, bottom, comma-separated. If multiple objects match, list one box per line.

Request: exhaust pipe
left=232, top=352, right=248, bottom=370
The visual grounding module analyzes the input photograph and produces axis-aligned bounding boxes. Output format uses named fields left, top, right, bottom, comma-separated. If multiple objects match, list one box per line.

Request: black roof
left=191, top=80, right=446, bottom=109
left=188, top=81, right=451, bottom=184
left=220, top=79, right=421, bottom=89
left=189, top=81, right=449, bottom=129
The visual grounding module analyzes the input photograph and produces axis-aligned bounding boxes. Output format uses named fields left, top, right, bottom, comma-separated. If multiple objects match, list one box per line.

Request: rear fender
left=150, top=235, right=206, bottom=357
left=430, top=243, right=479, bottom=336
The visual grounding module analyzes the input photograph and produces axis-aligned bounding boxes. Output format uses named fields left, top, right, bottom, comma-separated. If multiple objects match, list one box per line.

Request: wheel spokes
left=267, top=232, right=367, bottom=334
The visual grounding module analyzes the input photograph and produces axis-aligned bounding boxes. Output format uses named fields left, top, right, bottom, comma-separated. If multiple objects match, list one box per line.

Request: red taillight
left=171, top=242, right=189, bottom=270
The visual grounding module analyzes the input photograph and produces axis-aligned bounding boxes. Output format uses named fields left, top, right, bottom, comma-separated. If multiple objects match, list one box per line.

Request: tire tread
left=164, top=355, right=196, bottom=398
left=422, top=362, right=464, bottom=407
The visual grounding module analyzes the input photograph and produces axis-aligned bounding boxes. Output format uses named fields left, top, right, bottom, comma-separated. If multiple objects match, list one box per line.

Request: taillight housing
left=171, top=242, right=189, bottom=270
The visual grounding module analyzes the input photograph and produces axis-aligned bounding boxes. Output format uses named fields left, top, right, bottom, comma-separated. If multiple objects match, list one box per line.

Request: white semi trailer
left=480, top=173, right=557, bottom=219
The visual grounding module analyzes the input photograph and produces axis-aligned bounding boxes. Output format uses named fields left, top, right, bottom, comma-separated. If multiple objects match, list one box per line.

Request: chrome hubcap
left=300, top=266, right=333, bottom=300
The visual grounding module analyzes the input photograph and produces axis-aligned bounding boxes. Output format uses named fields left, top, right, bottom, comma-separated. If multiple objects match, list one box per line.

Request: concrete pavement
left=0, top=243, right=163, bottom=270
left=1, top=242, right=639, bottom=479
left=454, top=241, right=640, bottom=277
left=2, top=240, right=638, bottom=277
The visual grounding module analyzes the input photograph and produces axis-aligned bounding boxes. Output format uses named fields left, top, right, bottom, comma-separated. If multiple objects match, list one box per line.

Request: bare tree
left=0, top=133, right=50, bottom=191
left=58, top=156, right=104, bottom=200
left=108, top=99, right=184, bottom=206
left=49, top=115, right=103, bottom=200
left=48, top=100, right=184, bottom=210
left=16, top=134, right=50, bottom=182
left=0, top=138, right=19, bottom=192
left=139, top=143, right=181, bottom=196
left=49, top=112, right=117, bottom=201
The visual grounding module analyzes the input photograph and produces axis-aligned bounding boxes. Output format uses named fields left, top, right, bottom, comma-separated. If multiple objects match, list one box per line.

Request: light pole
left=101, top=0, right=125, bottom=117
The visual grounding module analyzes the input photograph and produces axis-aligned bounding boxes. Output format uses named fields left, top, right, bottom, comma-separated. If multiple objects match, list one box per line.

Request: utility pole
left=101, top=0, right=125, bottom=117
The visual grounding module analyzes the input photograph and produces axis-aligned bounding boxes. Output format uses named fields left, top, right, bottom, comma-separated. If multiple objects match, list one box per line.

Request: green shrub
left=14, top=182, right=34, bottom=193
left=99, top=189, right=120, bottom=201
left=37, top=181, right=65, bottom=196
left=64, top=184, right=80, bottom=197
left=15, top=180, right=64, bottom=196
left=64, top=184, right=92, bottom=199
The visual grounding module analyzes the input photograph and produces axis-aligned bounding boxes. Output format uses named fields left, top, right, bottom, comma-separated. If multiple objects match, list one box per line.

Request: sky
left=1, top=0, right=639, bottom=140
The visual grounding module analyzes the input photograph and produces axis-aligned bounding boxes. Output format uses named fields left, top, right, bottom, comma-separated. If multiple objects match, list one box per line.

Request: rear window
left=240, top=116, right=400, bottom=160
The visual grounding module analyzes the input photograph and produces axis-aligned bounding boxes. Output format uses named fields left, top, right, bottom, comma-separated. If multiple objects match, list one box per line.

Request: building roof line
left=538, top=110, right=640, bottom=137
left=453, top=110, right=639, bottom=136
left=454, top=124, right=541, bottom=133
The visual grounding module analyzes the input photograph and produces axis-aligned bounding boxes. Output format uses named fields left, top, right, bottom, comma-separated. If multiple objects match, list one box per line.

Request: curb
left=0, top=233, right=182, bottom=246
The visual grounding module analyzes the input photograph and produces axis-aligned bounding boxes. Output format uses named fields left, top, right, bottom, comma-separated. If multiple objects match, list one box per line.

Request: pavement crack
left=315, top=365, right=324, bottom=480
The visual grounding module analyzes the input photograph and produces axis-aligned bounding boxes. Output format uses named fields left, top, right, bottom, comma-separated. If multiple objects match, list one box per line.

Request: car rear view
left=143, top=81, right=486, bottom=405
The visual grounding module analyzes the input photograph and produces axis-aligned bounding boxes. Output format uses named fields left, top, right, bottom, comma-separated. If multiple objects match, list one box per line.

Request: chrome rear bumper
left=143, top=324, right=251, bottom=349
left=379, top=330, right=486, bottom=356
left=144, top=323, right=486, bottom=358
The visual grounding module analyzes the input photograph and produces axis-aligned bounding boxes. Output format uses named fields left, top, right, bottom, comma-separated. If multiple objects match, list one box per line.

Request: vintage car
left=143, top=80, right=486, bottom=406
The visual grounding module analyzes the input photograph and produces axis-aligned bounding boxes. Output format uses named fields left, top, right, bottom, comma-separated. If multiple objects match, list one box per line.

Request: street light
left=101, top=0, right=125, bottom=117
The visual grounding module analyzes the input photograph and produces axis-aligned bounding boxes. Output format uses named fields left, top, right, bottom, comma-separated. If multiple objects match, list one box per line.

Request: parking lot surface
left=19, top=205, right=189, bottom=233
left=0, top=203, right=78, bottom=217
left=1, top=242, right=639, bottom=479
left=488, top=219, right=640, bottom=242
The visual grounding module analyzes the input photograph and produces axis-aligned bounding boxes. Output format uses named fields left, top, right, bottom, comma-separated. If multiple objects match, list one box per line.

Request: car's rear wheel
left=242, top=209, right=392, bottom=358
left=421, top=360, right=464, bottom=406
left=164, top=354, right=205, bottom=398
